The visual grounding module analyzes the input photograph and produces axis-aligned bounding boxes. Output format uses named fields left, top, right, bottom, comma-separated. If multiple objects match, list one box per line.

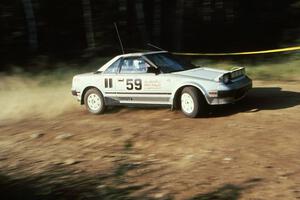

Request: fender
left=80, top=85, right=104, bottom=104
left=170, top=82, right=210, bottom=107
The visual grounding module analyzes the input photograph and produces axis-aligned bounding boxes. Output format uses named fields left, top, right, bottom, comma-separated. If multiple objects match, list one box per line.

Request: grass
left=0, top=75, right=76, bottom=121
left=0, top=57, right=112, bottom=121
left=192, top=54, right=300, bottom=81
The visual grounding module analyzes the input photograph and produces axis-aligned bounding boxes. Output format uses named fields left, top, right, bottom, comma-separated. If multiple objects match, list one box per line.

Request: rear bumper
left=71, top=90, right=77, bottom=96
left=71, top=90, right=81, bottom=102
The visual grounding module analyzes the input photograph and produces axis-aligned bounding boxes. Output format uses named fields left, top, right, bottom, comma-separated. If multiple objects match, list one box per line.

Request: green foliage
left=3, top=56, right=112, bottom=86
left=192, top=54, right=300, bottom=81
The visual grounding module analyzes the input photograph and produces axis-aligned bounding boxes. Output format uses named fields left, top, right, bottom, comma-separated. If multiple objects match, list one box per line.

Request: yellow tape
left=172, top=46, right=300, bottom=56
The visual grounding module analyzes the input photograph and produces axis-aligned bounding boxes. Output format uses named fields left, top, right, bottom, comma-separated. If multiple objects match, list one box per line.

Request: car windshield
left=145, top=53, right=197, bottom=73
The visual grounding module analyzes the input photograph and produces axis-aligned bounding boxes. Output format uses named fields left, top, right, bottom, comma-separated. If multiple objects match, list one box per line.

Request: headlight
left=220, top=73, right=231, bottom=84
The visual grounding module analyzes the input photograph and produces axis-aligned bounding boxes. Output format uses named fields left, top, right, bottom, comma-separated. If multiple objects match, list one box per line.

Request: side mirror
left=147, top=67, right=160, bottom=75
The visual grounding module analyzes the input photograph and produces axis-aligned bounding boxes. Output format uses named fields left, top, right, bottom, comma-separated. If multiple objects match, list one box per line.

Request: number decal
left=104, top=78, right=113, bottom=88
left=134, top=79, right=142, bottom=90
left=126, top=79, right=134, bottom=90
left=126, top=79, right=142, bottom=90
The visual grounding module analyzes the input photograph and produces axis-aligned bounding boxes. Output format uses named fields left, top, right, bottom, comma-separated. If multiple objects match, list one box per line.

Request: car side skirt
left=104, top=96, right=171, bottom=106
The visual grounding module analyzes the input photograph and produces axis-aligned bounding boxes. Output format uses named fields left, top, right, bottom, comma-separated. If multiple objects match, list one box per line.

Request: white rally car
left=71, top=51, right=252, bottom=118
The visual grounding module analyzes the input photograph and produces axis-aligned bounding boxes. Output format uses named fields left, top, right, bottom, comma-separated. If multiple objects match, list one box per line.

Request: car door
left=115, top=56, right=172, bottom=105
left=101, top=58, right=121, bottom=104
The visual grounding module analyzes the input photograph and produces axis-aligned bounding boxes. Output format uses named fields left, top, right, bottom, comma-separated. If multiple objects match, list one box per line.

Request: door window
left=119, top=58, right=148, bottom=74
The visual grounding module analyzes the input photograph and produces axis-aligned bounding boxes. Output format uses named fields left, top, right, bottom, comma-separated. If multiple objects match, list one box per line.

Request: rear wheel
left=181, top=87, right=207, bottom=118
left=84, top=88, right=106, bottom=114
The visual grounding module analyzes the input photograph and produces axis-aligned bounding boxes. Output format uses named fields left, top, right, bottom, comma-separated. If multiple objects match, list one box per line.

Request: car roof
left=98, top=51, right=167, bottom=72
left=115, top=51, right=167, bottom=58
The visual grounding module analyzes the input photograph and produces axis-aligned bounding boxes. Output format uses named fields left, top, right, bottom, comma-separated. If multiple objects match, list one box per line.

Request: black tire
left=84, top=88, right=106, bottom=114
left=180, top=87, right=207, bottom=118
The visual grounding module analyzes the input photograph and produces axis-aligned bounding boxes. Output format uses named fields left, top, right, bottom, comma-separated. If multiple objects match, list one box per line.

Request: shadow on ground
left=189, top=178, right=262, bottom=200
left=0, top=163, right=262, bottom=200
left=101, top=87, right=300, bottom=118
left=0, top=166, right=151, bottom=200
left=0, top=144, right=159, bottom=200
left=209, top=87, right=300, bottom=117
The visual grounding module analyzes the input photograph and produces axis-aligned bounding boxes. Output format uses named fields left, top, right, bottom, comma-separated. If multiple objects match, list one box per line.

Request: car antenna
left=147, top=43, right=167, bottom=51
left=114, top=22, right=125, bottom=54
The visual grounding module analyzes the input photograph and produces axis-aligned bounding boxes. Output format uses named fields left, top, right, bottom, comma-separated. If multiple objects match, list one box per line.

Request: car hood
left=172, top=67, right=227, bottom=81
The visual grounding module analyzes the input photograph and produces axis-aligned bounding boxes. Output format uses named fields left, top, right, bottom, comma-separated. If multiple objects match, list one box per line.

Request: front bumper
left=208, top=80, right=252, bottom=105
left=218, top=82, right=252, bottom=99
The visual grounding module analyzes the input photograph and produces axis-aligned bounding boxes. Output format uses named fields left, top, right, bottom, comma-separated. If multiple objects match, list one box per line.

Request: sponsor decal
left=144, top=80, right=161, bottom=89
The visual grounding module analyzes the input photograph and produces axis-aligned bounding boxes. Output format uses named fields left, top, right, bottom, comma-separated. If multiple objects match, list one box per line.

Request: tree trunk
left=152, top=0, right=161, bottom=44
left=135, top=0, right=148, bottom=43
left=21, top=0, right=38, bottom=51
left=173, top=0, right=185, bottom=50
left=82, top=0, right=95, bottom=50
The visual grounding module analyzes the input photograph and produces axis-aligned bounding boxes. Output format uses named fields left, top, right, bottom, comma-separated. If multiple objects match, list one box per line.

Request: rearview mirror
left=147, top=67, right=160, bottom=75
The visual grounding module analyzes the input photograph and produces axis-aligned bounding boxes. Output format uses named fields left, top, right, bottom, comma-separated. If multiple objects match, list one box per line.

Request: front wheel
left=180, top=87, right=207, bottom=118
left=84, top=88, right=106, bottom=114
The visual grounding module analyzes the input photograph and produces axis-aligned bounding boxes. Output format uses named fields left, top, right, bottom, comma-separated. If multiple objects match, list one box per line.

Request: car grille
left=218, top=83, right=252, bottom=99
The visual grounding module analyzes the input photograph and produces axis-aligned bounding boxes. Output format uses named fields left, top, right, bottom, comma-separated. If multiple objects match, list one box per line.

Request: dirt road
left=0, top=80, right=300, bottom=199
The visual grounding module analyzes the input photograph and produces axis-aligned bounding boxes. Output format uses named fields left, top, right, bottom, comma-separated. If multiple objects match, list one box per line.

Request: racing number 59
left=126, top=79, right=142, bottom=90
